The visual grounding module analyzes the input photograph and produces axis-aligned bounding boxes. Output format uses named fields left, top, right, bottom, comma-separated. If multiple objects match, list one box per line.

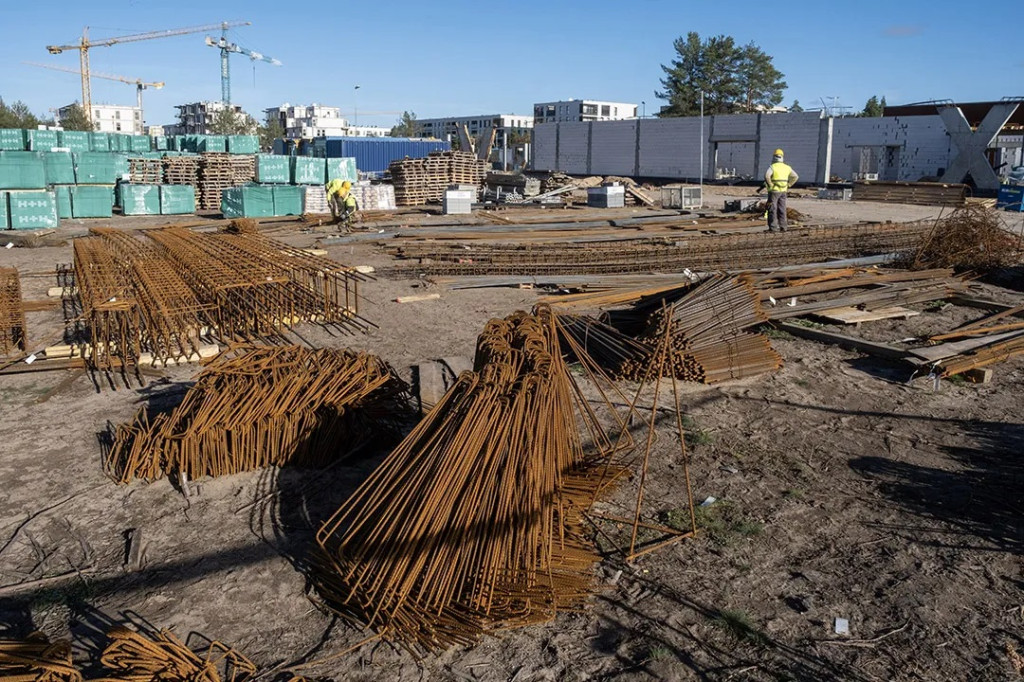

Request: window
left=546, top=105, right=556, bottom=117
left=601, top=105, right=610, bottom=117
left=582, top=104, right=598, bottom=116
left=115, top=123, right=122, bottom=131
left=115, top=111, right=121, bottom=120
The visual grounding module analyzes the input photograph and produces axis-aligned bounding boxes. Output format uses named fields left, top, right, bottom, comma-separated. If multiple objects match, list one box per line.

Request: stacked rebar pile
left=312, top=307, right=622, bottom=653
left=634, top=275, right=781, bottom=383
left=0, top=267, right=27, bottom=356
left=128, top=157, right=164, bottom=184
left=107, top=345, right=409, bottom=483
left=72, top=236, right=141, bottom=373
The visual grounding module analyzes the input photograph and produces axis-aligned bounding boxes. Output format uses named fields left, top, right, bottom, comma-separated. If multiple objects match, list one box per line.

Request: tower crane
left=46, top=21, right=250, bottom=126
left=25, top=62, right=163, bottom=118
left=205, top=25, right=281, bottom=105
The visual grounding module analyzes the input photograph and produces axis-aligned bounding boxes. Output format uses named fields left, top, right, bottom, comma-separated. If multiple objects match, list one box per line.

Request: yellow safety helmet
left=773, top=148, right=784, bottom=158
left=341, top=180, right=352, bottom=191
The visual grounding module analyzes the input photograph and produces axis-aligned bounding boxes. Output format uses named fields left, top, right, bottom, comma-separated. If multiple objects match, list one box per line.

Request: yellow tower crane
left=25, top=62, right=164, bottom=125
left=46, top=22, right=250, bottom=126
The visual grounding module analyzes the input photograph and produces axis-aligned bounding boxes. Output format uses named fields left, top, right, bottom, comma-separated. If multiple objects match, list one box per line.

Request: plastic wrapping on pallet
left=74, top=152, right=129, bottom=184
left=25, top=129, right=58, bottom=151
left=290, top=156, right=325, bottom=185
left=0, top=152, right=46, bottom=189
left=8, top=190, right=59, bottom=229
left=272, top=185, right=303, bottom=216
left=0, top=129, right=26, bottom=151
left=53, top=185, right=72, bottom=219
left=159, top=184, right=196, bottom=215
left=42, top=151, right=76, bottom=185
left=72, top=185, right=114, bottom=218
left=199, top=135, right=227, bottom=153
left=302, top=185, right=329, bottom=213
left=118, top=184, right=159, bottom=216
left=227, top=135, right=259, bottom=154
left=89, top=132, right=110, bottom=152
left=221, top=185, right=275, bottom=218
left=255, top=154, right=290, bottom=183
left=0, top=190, right=8, bottom=227
left=325, top=157, right=357, bottom=183
left=153, top=136, right=168, bottom=151
left=56, top=131, right=90, bottom=152
left=350, top=183, right=396, bottom=211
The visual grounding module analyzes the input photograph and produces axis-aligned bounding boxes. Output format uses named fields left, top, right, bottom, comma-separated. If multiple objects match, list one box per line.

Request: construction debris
left=311, top=307, right=635, bottom=654
left=909, top=205, right=1022, bottom=270
left=389, top=151, right=487, bottom=206
left=745, top=200, right=807, bottom=222
left=106, top=345, right=409, bottom=483
left=0, top=267, right=27, bottom=356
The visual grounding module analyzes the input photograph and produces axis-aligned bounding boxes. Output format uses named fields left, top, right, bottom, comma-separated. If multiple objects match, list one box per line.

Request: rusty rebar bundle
left=0, top=633, right=80, bottom=682
left=379, top=222, right=935, bottom=277
left=0, top=267, right=27, bottom=356
left=99, top=627, right=255, bottom=682
left=72, top=236, right=141, bottom=374
left=312, top=306, right=629, bottom=654
left=106, top=345, right=409, bottom=483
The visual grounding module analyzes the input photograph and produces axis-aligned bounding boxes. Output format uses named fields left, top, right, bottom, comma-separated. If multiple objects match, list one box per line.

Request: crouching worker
left=325, top=179, right=358, bottom=230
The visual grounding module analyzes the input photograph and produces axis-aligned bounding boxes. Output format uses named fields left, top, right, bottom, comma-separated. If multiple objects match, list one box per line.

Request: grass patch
left=946, top=374, right=967, bottom=386
left=647, top=644, right=672, bottom=662
left=762, top=327, right=794, bottom=340
left=679, top=414, right=713, bottom=447
left=923, top=300, right=948, bottom=312
left=660, top=507, right=695, bottom=533
left=782, top=488, right=805, bottom=500
left=30, top=577, right=96, bottom=611
left=694, top=501, right=764, bottom=546
left=793, top=378, right=810, bottom=388
left=789, top=318, right=827, bottom=329
left=709, top=609, right=769, bottom=646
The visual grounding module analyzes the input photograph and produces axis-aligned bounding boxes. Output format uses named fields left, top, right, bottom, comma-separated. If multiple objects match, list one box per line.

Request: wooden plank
left=814, top=306, right=920, bottom=324
left=776, top=322, right=910, bottom=361
left=907, top=330, right=1024, bottom=362
left=416, top=361, right=446, bottom=415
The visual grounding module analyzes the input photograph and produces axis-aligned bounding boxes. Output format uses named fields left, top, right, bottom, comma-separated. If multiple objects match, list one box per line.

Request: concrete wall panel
left=590, top=120, right=638, bottom=176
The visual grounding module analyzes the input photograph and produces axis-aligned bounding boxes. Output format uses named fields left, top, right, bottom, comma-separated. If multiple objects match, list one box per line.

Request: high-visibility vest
left=768, top=162, right=794, bottom=192
left=325, top=178, right=347, bottom=198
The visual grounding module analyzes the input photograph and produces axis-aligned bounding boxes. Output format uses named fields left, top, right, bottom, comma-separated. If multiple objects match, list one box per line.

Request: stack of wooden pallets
left=162, top=156, right=200, bottom=186
left=389, top=151, right=487, bottom=206
left=197, top=154, right=256, bottom=211
left=128, top=157, right=163, bottom=184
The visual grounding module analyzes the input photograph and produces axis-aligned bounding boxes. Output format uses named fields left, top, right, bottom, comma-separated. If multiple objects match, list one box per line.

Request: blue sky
left=0, top=0, right=1018, bottom=128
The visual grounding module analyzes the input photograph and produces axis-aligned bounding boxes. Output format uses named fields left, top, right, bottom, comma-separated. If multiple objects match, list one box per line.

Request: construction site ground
left=1, top=191, right=1022, bottom=681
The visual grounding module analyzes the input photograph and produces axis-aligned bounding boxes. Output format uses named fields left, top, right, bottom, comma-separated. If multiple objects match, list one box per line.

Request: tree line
left=656, top=32, right=888, bottom=118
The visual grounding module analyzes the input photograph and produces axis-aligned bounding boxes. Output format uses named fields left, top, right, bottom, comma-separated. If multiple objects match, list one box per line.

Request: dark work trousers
left=767, top=191, right=788, bottom=232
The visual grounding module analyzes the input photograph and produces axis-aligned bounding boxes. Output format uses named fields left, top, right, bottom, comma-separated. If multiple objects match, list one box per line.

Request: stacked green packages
left=71, top=185, right=114, bottom=218
left=129, top=135, right=151, bottom=153
left=0, top=152, right=46, bottom=189
left=42, top=152, right=76, bottom=185
left=73, top=152, right=128, bottom=184
left=25, top=129, right=58, bottom=151
left=159, top=185, right=195, bottom=215
left=255, top=154, right=290, bottom=183
left=53, top=185, right=72, bottom=219
left=0, top=191, right=8, bottom=227
left=0, top=130, right=25, bottom=151
left=272, top=185, right=303, bottom=215
left=221, top=185, right=274, bottom=218
left=325, top=157, right=357, bottom=182
left=199, top=135, right=227, bottom=153
left=227, top=135, right=259, bottom=154
left=89, top=132, right=110, bottom=151
left=8, top=190, right=59, bottom=229
left=118, top=184, right=160, bottom=215
left=57, top=130, right=90, bottom=152
left=153, top=136, right=168, bottom=151
left=290, top=156, right=325, bottom=185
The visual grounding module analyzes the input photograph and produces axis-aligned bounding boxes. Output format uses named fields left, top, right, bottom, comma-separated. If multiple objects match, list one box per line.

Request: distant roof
left=883, top=99, right=1024, bottom=127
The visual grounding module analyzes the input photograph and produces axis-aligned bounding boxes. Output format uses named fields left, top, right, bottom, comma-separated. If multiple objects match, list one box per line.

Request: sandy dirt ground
left=0, top=195, right=1022, bottom=682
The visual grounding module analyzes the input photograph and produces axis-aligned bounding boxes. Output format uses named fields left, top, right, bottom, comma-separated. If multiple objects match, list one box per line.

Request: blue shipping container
left=321, top=137, right=450, bottom=175
left=997, top=184, right=1024, bottom=212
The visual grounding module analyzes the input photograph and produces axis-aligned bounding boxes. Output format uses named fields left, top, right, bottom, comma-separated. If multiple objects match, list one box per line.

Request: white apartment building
left=416, top=114, right=533, bottom=147
left=264, top=103, right=349, bottom=138
left=533, top=99, right=638, bottom=124
left=169, top=101, right=249, bottom=135
left=57, top=103, right=143, bottom=134
left=345, top=125, right=391, bottom=137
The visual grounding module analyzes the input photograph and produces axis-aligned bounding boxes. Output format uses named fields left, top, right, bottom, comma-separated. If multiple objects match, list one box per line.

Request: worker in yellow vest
left=325, top=179, right=358, bottom=228
left=762, top=149, right=799, bottom=232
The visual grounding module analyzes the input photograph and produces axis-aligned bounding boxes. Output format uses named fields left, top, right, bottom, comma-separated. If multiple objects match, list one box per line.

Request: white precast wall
left=591, top=120, right=638, bottom=176
left=533, top=124, right=557, bottom=171
left=638, top=117, right=704, bottom=178
left=831, top=116, right=953, bottom=181
left=758, top=112, right=824, bottom=182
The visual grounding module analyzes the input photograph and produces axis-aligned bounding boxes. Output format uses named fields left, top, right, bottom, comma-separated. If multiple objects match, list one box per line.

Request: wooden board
left=907, top=330, right=1024, bottom=362
left=815, top=305, right=921, bottom=324
left=776, top=322, right=910, bottom=361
